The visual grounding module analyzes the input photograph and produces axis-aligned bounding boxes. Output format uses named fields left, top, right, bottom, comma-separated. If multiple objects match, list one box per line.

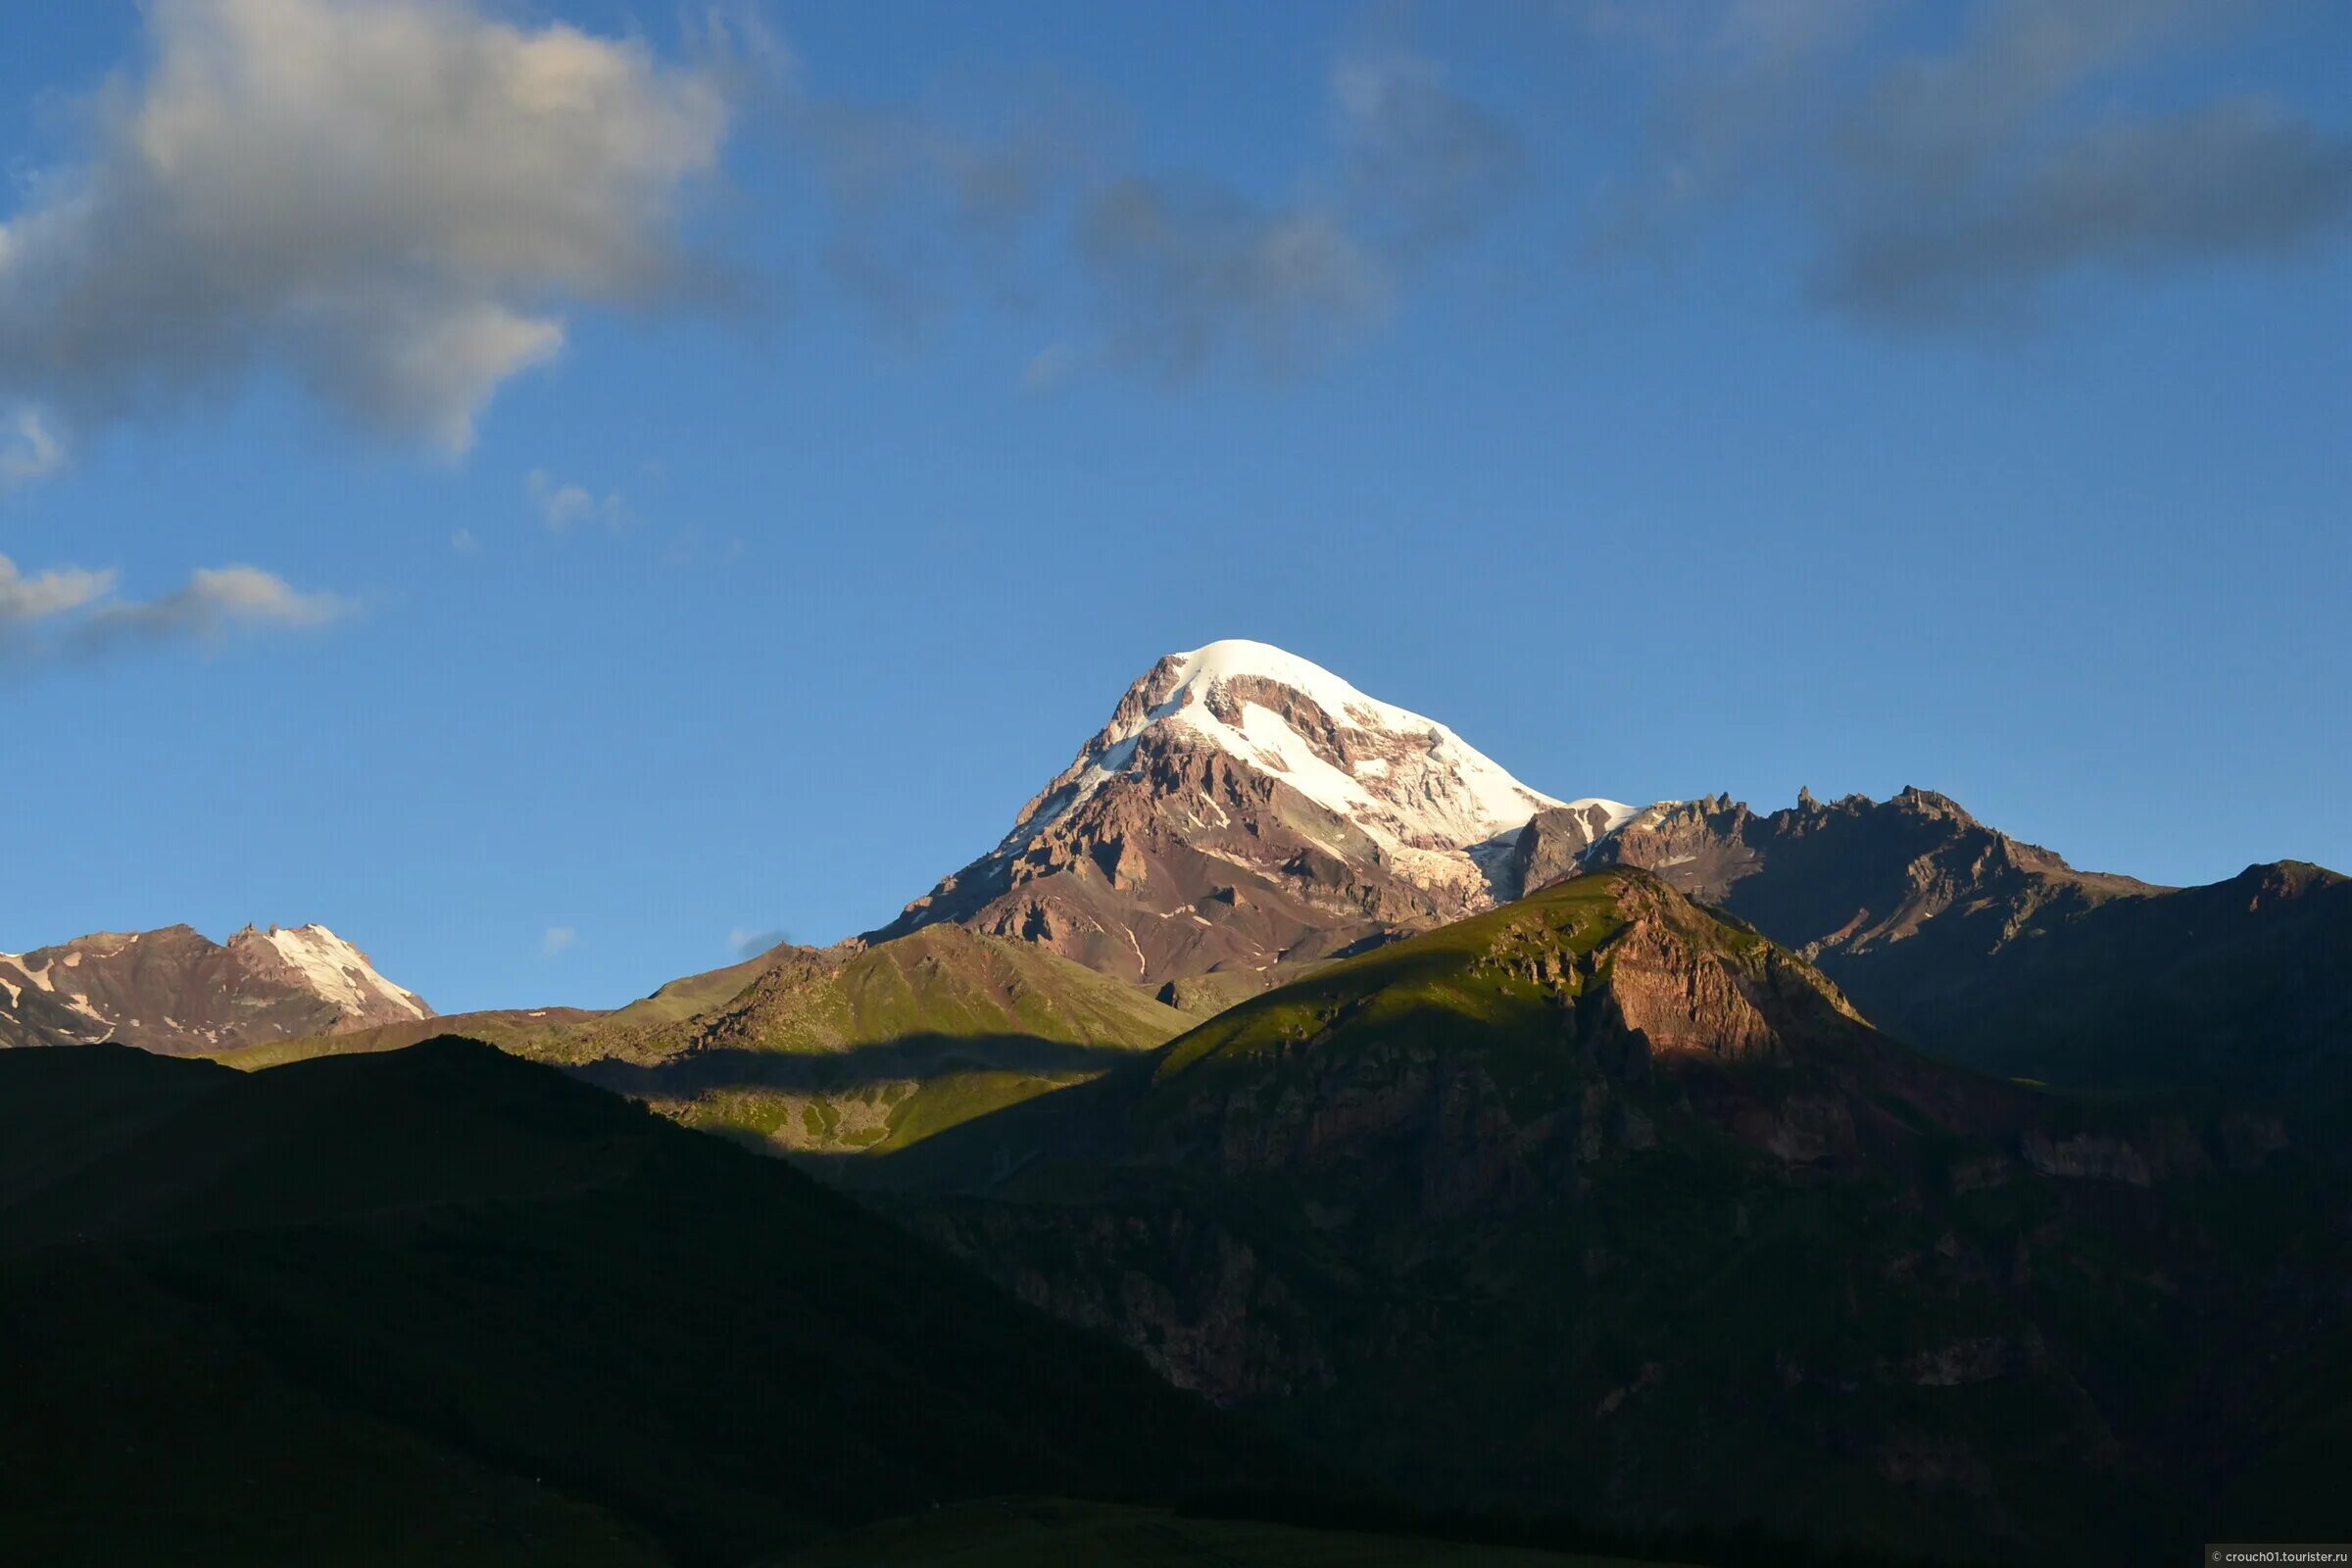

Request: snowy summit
left=1020, top=639, right=1627, bottom=860
left=877, top=636, right=1662, bottom=989
left=244, top=923, right=431, bottom=1021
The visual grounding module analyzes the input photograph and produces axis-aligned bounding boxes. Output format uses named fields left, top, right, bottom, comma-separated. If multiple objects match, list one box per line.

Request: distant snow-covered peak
left=1, top=920, right=434, bottom=1053
left=249, top=922, right=431, bottom=1021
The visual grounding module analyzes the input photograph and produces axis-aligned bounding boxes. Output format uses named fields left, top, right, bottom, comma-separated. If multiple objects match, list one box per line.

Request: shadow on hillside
left=842, top=970, right=2034, bottom=1199
left=568, top=1033, right=1155, bottom=1103
left=850, top=1063, right=1145, bottom=1193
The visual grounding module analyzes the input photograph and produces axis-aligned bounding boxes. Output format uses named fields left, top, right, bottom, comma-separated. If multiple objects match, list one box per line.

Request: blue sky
left=1, top=0, right=2346, bottom=1011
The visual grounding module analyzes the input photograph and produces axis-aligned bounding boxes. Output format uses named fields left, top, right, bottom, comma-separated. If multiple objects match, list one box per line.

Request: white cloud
left=727, top=926, right=791, bottom=958
left=450, top=527, right=480, bottom=556
left=0, top=553, right=347, bottom=662
left=0, top=409, right=67, bottom=491
left=1068, top=45, right=1514, bottom=380
left=0, top=0, right=733, bottom=457
left=541, top=926, right=577, bottom=957
left=93, top=565, right=349, bottom=636
left=1588, top=0, right=2352, bottom=326
left=528, top=468, right=631, bottom=532
left=0, top=555, right=117, bottom=622
left=763, top=35, right=1515, bottom=383
left=1329, top=51, right=1526, bottom=247
left=1078, top=179, right=1395, bottom=380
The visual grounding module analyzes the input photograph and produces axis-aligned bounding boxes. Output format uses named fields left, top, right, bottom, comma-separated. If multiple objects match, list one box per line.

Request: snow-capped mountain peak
left=1018, top=639, right=1567, bottom=858
left=879, top=639, right=1660, bottom=995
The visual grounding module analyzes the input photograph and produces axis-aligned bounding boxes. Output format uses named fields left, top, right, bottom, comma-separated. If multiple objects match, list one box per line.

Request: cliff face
left=1503, top=799, right=1656, bottom=901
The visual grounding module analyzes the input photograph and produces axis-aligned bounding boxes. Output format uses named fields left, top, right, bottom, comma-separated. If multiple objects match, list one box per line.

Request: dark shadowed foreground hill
left=0, top=1040, right=1298, bottom=1567
left=872, top=870, right=2352, bottom=1567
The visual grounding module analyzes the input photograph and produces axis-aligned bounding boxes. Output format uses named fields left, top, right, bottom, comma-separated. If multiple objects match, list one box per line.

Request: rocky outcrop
left=1504, top=800, right=1646, bottom=897
left=1575, top=792, right=1767, bottom=902
left=1590, top=914, right=1782, bottom=1062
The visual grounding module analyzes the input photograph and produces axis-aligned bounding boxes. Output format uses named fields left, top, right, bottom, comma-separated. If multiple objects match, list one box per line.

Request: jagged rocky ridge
left=1585, top=787, right=2352, bottom=1096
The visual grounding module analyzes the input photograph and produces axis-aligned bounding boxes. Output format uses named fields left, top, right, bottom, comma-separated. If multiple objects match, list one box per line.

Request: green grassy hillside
left=1153, top=869, right=1776, bottom=1083
left=214, top=927, right=1187, bottom=1161
left=0, top=1040, right=1298, bottom=1566
left=557, top=925, right=1189, bottom=1158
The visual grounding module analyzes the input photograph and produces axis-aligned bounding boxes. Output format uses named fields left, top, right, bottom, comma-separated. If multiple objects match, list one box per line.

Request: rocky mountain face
left=875, top=870, right=2349, bottom=1565
left=0, top=923, right=430, bottom=1054
left=872, top=640, right=1641, bottom=1011
left=1584, top=788, right=2352, bottom=1099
